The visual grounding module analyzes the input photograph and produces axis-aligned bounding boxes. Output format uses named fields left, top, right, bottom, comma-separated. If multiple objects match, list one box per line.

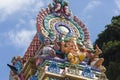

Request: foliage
left=94, top=15, right=120, bottom=80
left=95, top=15, right=120, bottom=48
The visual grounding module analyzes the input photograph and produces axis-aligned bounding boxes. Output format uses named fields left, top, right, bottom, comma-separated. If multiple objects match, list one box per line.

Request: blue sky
left=0, top=0, right=120, bottom=80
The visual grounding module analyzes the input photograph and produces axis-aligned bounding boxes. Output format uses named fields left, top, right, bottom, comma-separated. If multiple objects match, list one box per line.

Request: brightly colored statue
left=61, top=36, right=86, bottom=65
left=86, top=45, right=106, bottom=72
left=51, top=0, right=72, bottom=19
left=36, top=34, right=60, bottom=66
left=8, top=56, right=24, bottom=80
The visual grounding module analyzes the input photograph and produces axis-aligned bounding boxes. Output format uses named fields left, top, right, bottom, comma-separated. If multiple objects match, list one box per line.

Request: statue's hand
left=54, top=34, right=59, bottom=42
left=95, top=44, right=102, bottom=54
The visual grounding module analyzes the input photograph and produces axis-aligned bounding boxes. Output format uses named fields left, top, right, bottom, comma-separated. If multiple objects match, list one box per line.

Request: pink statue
left=54, top=3, right=61, bottom=12
left=36, top=35, right=60, bottom=66
left=64, top=5, right=71, bottom=17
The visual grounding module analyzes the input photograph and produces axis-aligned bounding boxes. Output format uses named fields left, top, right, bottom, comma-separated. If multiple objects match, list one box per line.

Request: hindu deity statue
left=86, top=45, right=105, bottom=72
left=36, top=34, right=60, bottom=66
left=61, top=36, right=86, bottom=65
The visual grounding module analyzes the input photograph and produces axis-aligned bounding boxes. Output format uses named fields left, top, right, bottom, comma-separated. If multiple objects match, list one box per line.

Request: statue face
left=12, top=59, right=17, bottom=65
left=10, top=70, right=15, bottom=76
left=66, top=41, right=72, bottom=47
left=44, top=38, right=51, bottom=45
left=65, top=41, right=74, bottom=50
left=66, top=41, right=78, bottom=50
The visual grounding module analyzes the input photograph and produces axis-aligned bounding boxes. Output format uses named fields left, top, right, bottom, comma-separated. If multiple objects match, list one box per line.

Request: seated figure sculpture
left=61, top=36, right=86, bottom=65
left=40, top=35, right=60, bottom=57
left=87, top=45, right=105, bottom=72
left=36, top=34, right=60, bottom=66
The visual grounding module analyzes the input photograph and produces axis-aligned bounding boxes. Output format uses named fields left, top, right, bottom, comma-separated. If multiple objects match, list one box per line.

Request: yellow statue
left=61, top=36, right=86, bottom=65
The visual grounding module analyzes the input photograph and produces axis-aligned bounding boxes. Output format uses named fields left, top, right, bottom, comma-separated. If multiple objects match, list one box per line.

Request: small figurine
left=87, top=45, right=105, bottom=72
left=52, top=0, right=72, bottom=19
left=54, top=3, right=61, bottom=12
left=63, top=3, right=72, bottom=19
left=8, top=56, right=24, bottom=80
left=52, top=0, right=61, bottom=16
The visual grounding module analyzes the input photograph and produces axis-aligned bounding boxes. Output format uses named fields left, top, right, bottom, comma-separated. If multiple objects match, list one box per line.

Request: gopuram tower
left=8, top=0, right=108, bottom=80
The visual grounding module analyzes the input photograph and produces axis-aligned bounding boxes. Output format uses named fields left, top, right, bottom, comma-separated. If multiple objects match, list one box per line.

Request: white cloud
left=15, top=19, right=36, bottom=29
left=32, top=1, right=44, bottom=13
left=15, top=19, right=26, bottom=28
left=84, top=0, right=101, bottom=12
left=8, top=29, right=36, bottom=48
left=0, top=0, right=45, bottom=48
left=0, top=0, right=33, bottom=14
left=5, top=18, right=37, bottom=48
left=115, top=0, right=120, bottom=10
left=114, top=10, right=120, bottom=15
left=114, top=0, right=120, bottom=15
left=0, top=0, right=44, bottom=22
left=29, top=19, right=36, bottom=29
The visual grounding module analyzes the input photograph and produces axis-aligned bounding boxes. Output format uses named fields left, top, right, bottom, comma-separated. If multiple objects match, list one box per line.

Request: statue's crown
left=69, top=36, right=77, bottom=42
